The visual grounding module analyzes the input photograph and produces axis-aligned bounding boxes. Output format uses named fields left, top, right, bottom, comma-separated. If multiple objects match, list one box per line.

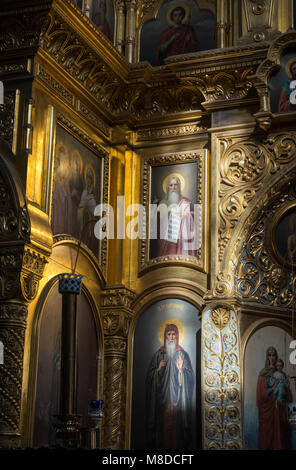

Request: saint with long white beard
left=156, top=176, right=197, bottom=257
left=146, top=323, right=194, bottom=449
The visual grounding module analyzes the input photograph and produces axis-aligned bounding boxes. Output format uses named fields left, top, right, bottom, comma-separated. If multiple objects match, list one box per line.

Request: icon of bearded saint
left=145, top=323, right=194, bottom=449
left=155, top=176, right=197, bottom=257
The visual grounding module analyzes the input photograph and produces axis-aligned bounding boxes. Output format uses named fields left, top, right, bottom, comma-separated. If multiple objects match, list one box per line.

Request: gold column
left=216, top=0, right=229, bottom=48
left=101, top=287, right=136, bottom=449
left=125, top=0, right=137, bottom=62
left=115, top=0, right=126, bottom=55
left=202, top=304, right=242, bottom=450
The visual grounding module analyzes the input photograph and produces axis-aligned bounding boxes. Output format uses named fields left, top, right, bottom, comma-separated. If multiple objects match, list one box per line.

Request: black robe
left=146, top=346, right=194, bottom=449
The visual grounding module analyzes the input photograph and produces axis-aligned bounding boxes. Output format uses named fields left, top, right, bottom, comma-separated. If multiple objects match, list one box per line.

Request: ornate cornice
left=0, top=0, right=272, bottom=123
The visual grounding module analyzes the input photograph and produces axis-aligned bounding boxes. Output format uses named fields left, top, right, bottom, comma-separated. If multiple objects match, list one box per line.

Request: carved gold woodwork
left=218, top=132, right=296, bottom=265
left=235, top=170, right=296, bottom=308
left=253, top=30, right=296, bottom=128
left=235, top=0, right=281, bottom=45
left=101, top=286, right=136, bottom=449
left=202, top=305, right=242, bottom=450
left=0, top=141, right=51, bottom=448
left=205, top=273, right=235, bottom=301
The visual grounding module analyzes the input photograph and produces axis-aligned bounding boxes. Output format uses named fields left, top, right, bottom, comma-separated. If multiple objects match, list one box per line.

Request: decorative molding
left=0, top=91, right=15, bottom=149
left=104, top=337, right=127, bottom=354
left=36, top=65, right=74, bottom=105
left=0, top=10, right=48, bottom=53
left=178, top=69, right=254, bottom=104
left=203, top=306, right=242, bottom=450
left=136, top=123, right=203, bottom=142
left=77, top=101, right=111, bottom=138
left=0, top=61, right=28, bottom=76
left=102, top=311, right=132, bottom=338
left=56, top=112, right=107, bottom=158
left=101, top=287, right=136, bottom=310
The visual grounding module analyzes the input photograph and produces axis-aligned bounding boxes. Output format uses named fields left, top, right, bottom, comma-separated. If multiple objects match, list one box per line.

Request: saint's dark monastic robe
left=146, top=344, right=194, bottom=449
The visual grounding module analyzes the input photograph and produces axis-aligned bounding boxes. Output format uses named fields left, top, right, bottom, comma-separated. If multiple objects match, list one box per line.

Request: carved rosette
left=202, top=306, right=242, bottom=450
left=0, top=302, right=28, bottom=448
left=101, top=287, right=136, bottom=449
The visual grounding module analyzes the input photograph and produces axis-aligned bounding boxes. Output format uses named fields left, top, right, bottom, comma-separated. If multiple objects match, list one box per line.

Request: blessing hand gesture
left=177, top=355, right=183, bottom=371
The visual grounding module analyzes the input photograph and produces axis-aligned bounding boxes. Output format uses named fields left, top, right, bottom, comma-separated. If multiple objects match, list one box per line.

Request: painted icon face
left=166, top=330, right=176, bottom=342
left=168, top=179, right=180, bottom=193
left=172, top=9, right=184, bottom=25
left=267, top=351, right=277, bottom=365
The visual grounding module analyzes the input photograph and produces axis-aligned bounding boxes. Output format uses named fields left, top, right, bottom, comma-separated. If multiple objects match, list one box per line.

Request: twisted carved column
left=0, top=302, right=27, bottom=448
left=0, top=246, right=48, bottom=448
left=101, top=287, right=136, bottom=449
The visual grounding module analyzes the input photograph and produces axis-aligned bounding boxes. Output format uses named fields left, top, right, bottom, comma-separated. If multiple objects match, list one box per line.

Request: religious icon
left=278, top=57, right=296, bottom=112
left=91, top=0, right=114, bottom=42
left=146, top=320, right=194, bottom=449
left=73, top=0, right=83, bottom=9
left=70, top=150, right=83, bottom=239
left=244, top=325, right=296, bottom=450
left=51, top=125, right=102, bottom=257
left=156, top=4, right=199, bottom=65
left=273, top=206, right=296, bottom=266
left=52, top=143, right=72, bottom=236
left=131, top=299, right=201, bottom=450
left=77, top=164, right=98, bottom=254
left=140, top=0, right=216, bottom=66
left=149, top=162, right=199, bottom=259
left=269, top=50, right=296, bottom=113
left=256, top=347, right=292, bottom=449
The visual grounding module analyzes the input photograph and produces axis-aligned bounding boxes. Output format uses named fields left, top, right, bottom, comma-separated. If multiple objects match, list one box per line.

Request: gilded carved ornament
left=203, top=306, right=242, bottom=450
left=103, top=355, right=126, bottom=449
left=205, top=273, right=235, bottom=300
left=235, top=177, right=296, bottom=307
left=252, top=31, right=296, bottom=128
left=218, top=133, right=296, bottom=264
